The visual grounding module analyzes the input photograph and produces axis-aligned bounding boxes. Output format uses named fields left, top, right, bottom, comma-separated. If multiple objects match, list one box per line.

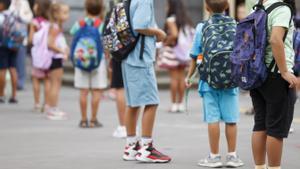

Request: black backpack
left=103, top=0, right=145, bottom=61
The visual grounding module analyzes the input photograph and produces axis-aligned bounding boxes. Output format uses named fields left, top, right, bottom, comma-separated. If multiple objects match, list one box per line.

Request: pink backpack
left=31, top=20, right=53, bottom=70
left=173, top=26, right=195, bottom=62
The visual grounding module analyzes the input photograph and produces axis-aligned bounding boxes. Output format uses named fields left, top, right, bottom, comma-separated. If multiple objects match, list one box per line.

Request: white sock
left=210, top=153, right=220, bottom=158
left=126, top=136, right=137, bottom=145
left=268, top=167, right=281, bottom=169
left=228, top=152, right=237, bottom=157
left=141, top=137, right=153, bottom=146
left=255, top=164, right=266, bottom=169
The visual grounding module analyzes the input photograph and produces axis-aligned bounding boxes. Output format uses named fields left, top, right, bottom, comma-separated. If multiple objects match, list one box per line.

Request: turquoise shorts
left=202, top=89, right=240, bottom=124
left=121, top=62, right=160, bottom=107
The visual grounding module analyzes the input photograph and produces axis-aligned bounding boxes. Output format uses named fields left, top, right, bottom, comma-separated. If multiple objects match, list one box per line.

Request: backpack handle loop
left=253, top=0, right=265, bottom=10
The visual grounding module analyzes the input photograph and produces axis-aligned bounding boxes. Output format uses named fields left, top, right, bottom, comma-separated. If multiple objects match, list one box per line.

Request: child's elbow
left=269, top=36, right=282, bottom=46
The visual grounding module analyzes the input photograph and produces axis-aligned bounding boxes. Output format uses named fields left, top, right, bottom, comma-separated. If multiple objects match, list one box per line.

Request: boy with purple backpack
left=231, top=0, right=298, bottom=169
left=186, top=0, right=244, bottom=168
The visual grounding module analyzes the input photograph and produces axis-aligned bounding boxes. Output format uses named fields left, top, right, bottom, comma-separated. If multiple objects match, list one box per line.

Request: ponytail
left=283, top=0, right=296, bottom=16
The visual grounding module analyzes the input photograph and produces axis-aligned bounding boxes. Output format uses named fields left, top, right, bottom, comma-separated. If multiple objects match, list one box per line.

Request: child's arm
left=164, top=18, right=178, bottom=46
left=28, top=23, right=35, bottom=46
left=185, top=58, right=197, bottom=88
left=270, top=27, right=298, bottom=88
left=135, top=28, right=166, bottom=42
left=47, top=25, right=65, bottom=54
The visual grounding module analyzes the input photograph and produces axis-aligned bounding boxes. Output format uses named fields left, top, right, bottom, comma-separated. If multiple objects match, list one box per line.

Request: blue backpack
left=230, top=1, right=293, bottom=90
left=71, top=19, right=103, bottom=72
left=293, top=29, right=300, bottom=74
left=198, top=14, right=237, bottom=89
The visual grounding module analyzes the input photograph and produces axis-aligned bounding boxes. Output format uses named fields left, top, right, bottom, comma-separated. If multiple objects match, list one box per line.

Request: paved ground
left=0, top=85, right=299, bottom=169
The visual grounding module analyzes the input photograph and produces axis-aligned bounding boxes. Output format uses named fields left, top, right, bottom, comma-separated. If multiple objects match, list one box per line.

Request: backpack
left=70, top=19, right=103, bottom=72
left=102, top=0, right=145, bottom=62
left=230, top=1, right=293, bottom=90
left=198, top=15, right=237, bottom=89
left=31, top=21, right=53, bottom=70
left=293, top=29, right=300, bottom=74
left=0, top=10, right=27, bottom=49
left=173, top=26, right=195, bottom=62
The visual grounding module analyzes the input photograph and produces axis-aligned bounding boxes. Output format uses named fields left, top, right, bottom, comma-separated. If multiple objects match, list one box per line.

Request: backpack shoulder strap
left=93, top=19, right=102, bottom=28
left=266, top=2, right=293, bottom=18
left=79, top=19, right=86, bottom=28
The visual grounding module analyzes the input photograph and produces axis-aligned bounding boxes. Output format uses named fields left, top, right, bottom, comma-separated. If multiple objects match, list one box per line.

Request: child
left=70, top=0, right=108, bottom=128
left=186, top=0, right=243, bottom=168
left=28, top=0, right=51, bottom=112
left=0, top=0, right=18, bottom=104
left=249, top=0, right=298, bottom=169
left=46, top=2, right=70, bottom=120
left=121, top=0, right=171, bottom=163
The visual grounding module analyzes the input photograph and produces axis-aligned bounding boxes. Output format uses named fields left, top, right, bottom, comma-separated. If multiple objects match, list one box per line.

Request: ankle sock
left=141, top=137, right=153, bottom=146
left=255, top=164, right=266, bottom=169
left=126, top=136, right=137, bottom=145
left=228, top=152, right=237, bottom=157
left=210, top=153, right=220, bottom=158
left=268, top=167, right=281, bottom=169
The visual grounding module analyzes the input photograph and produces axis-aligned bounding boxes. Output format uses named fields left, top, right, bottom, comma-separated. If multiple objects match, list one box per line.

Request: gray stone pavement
left=0, top=85, right=299, bottom=169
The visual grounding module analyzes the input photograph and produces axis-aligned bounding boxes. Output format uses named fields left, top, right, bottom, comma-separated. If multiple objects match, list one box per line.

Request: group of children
left=0, top=0, right=298, bottom=168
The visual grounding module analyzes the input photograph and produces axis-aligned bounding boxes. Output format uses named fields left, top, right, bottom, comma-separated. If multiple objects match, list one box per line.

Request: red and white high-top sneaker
left=123, top=142, right=140, bottom=161
left=136, top=142, right=171, bottom=163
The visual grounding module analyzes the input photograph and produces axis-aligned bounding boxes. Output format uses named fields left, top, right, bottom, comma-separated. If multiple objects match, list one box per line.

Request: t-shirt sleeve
left=132, top=1, right=153, bottom=30
left=190, top=23, right=204, bottom=59
left=269, top=6, right=292, bottom=29
left=70, top=22, right=80, bottom=35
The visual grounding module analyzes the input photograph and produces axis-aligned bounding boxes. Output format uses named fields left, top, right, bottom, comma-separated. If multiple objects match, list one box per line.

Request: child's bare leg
left=48, top=68, right=63, bottom=107
left=225, top=123, right=237, bottom=153
left=252, top=131, right=267, bottom=165
left=177, top=67, right=185, bottom=104
left=0, top=69, right=7, bottom=97
left=32, top=77, right=40, bottom=105
left=80, top=89, right=89, bottom=121
left=208, top=122, right=220, bottom=154
left=44, top=78, right=50, bottom=106
left=91, top=89, right=102, bottom=121
left=9, top=68, right=18, bottom=99
left=267, top=136, right=283, bottom=167
left=116, top=88, right=126, bottom=126
left=125, top=106, right=139, bottom=136
left=169, top=69, right=178, bottom=104
left=142, top=105, right=158, bottom=137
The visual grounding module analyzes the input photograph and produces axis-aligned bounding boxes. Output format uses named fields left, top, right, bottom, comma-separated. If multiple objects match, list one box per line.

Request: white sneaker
left=135, top=142, right=171, bottom=163
left=123, top=142, right=140, bottom=161
left=46, top=108, right=68, bottom=120
left=178, top=103, right=185, bottom=113
left=170, top=103, right=178, bottom=113
left=226, top=155, right=244, bottom=168
left=198, top=155, right=223, bottom=168
left=113, top=126, right=127, bottom=138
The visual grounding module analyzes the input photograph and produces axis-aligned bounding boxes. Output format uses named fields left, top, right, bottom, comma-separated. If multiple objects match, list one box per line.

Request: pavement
left=0, top=84, right=299, bottom=169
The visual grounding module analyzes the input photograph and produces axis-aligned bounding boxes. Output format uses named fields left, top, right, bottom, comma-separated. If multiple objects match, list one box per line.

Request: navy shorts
left=111, top=59, right=124, bottom=89
left=0, top=47, right=17, bottom=69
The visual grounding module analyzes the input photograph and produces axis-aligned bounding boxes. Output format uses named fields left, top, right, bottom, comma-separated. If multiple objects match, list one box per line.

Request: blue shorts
left=202, top=89, right=240, bottom=124
left=121, top=62, right=160, bottom=107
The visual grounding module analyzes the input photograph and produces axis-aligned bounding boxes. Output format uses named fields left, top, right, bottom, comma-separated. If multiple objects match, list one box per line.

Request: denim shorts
left=121, top=62, right=160, bottom=107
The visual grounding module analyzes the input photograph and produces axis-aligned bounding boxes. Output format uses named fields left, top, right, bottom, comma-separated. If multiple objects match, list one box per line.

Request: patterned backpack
left=0, top=10, right=27, bottom=49
left=103, top=0, right=145, bottom=61
left=70, top=19, right=103, bottom=72
left=198, top=14, right=237, bottom=89
left=230, top=1, right=293, bottom=90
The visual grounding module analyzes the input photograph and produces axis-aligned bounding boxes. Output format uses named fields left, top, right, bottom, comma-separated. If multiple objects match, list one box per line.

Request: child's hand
left=156, top=29, right=167, bottom=42
left=281, top=72, right=298, bottom=88
left=185, top=78, right=192, bottom=89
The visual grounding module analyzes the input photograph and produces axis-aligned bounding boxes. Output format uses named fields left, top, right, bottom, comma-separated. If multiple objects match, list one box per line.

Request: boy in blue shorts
left=186, top=0, right=243, bottom=168
left=121, top=0, right=171, bottom=163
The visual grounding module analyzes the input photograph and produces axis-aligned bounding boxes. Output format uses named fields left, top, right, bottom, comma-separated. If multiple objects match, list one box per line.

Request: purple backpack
left=230, top=1, right=292, bottom=90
